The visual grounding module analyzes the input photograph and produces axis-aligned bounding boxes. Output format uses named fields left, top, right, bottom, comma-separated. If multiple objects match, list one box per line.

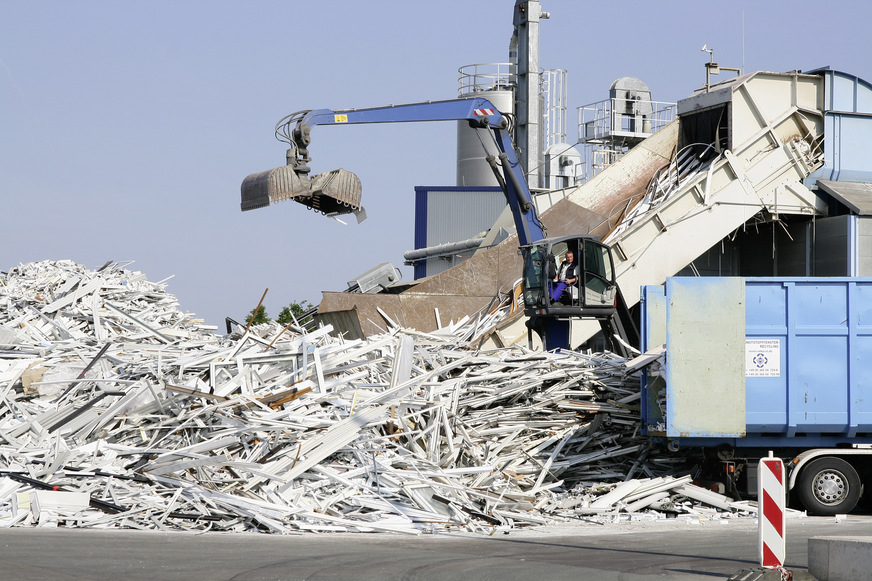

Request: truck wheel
left=797, top=457, right=861, bottom=516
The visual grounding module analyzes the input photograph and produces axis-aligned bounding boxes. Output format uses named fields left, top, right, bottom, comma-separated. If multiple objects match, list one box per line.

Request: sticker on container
left=746, top=339, right=781, bottom=377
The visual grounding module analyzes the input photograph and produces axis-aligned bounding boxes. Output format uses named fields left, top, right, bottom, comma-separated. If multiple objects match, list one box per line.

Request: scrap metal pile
left=0, top=261, right=755, bottom=534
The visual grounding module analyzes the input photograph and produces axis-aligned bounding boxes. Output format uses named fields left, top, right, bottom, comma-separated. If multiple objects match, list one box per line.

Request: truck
left=640, top=276, right=872, bottom=515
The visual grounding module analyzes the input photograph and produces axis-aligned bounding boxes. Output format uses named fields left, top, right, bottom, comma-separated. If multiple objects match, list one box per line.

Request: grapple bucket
left=240, top=165, right=362, bottom=217
left=303, top=169, right=363, bottom=215
left=240, top=164, right=310, bottom=212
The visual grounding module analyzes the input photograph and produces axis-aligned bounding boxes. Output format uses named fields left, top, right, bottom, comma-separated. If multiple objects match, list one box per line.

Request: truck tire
left=797, top=457, right=861, bottom=516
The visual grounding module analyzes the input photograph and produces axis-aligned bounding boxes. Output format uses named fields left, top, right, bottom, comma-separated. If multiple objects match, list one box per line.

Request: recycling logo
left=752, top=352, right=768, bottom=368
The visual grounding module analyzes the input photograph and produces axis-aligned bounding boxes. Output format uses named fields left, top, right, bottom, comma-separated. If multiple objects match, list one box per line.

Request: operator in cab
left=549, top=250, right=578, bottom=304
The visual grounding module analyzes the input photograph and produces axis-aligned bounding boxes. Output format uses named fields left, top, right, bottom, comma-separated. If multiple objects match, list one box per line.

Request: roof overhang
left=816, top=180, right=872, bottom=215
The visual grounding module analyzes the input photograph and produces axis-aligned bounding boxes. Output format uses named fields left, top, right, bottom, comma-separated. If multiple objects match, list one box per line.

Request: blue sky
left=2, top=0, right=869, bottom=327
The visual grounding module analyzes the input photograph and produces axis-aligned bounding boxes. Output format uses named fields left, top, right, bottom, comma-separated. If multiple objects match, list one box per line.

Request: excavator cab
left=521, top=235, right=636, bottom=352
left=522, top=235, right=618, bottom=318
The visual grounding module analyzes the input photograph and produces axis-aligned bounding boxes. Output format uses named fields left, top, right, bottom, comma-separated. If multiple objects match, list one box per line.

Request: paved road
left=1, top=515, right=869, bottom=580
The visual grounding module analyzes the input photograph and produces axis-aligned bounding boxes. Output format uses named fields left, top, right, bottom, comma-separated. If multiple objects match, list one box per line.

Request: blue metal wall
left=413, top=186, right=505, bottom=279
left=808, top=68, right=872, bottom=183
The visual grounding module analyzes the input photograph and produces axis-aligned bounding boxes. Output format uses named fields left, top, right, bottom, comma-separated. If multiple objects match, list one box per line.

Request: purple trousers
left=550, top=282, right=568, bottom=302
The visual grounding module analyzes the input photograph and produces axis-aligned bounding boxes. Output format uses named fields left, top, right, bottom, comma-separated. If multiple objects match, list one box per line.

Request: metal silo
left=456, top=64, right=515, bottom=186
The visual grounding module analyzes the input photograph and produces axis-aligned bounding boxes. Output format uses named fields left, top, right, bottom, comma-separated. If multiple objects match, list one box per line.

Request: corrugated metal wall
left=413, top=187, right=505, bottom=278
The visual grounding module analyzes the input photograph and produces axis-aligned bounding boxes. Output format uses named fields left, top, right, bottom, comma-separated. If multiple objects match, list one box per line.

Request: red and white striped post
left=758, top=453, right=786, bottom=568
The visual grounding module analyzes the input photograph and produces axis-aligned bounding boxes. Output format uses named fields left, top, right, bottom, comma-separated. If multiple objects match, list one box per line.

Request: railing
left=458, top=63, right=515, bottom=96
left=577, top=98, right=676, bottom=144
left=591, top=147, right=626, bottom=175
left=542, top=69, right=568, bottom=148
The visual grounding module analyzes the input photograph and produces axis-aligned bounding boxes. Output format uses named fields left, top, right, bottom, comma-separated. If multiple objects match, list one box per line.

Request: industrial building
left=312, top=3, right=872, bottom=352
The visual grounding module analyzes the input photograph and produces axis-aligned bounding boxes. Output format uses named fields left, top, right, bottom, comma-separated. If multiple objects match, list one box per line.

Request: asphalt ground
left=1, top=514, right=870, bottom=580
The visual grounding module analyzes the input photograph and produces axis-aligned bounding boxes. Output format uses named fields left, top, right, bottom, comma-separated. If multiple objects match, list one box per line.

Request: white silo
left=456, top=64, right=515, bottom=186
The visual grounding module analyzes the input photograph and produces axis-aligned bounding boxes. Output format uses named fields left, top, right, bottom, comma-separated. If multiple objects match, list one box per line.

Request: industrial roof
left=817, top=180, right=872, bottom=215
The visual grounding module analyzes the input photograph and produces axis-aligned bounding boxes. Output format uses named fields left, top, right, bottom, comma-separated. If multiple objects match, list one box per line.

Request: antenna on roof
left=701, top=45, right=741, bottom=92
left=742, top=11, right=745, bottom=75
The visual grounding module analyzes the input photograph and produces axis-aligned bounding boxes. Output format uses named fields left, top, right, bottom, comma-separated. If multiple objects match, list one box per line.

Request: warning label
left=746, top=339, right=781, bottom=377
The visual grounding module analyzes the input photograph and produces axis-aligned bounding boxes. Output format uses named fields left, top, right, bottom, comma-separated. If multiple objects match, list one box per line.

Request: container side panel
left=856, top=281, right=872, bottom=326
left=793, top=280, right=849, bottom=327
left=789, top=335, right=848, bottom=432
left=641, top=285, right=668, bottom=433
left=789, top=282, right=850, bottom=432
left=852, top=283, right=872, bottom=430
left=641, top=285, right=667, bottom=352
left=746, top=282, right=787, bottom=328
left=665, top=277, right=746, bottom=437
left=746, top=281, right=788, bottom=433
left=852, top=335, right=872, bottom=430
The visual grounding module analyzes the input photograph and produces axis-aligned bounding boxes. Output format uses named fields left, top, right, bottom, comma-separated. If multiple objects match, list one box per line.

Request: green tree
left=277, top=300, right=313, bottom=327
left=245, top=305, right=270, bottom=325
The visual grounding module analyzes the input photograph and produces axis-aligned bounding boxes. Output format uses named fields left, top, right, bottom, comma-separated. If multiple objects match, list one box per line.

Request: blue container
left=641, top=277, right=872, bottom=447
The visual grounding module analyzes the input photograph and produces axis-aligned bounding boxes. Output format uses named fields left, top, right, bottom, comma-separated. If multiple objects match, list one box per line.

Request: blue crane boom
left=241, top=97, right=545, bottom=246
